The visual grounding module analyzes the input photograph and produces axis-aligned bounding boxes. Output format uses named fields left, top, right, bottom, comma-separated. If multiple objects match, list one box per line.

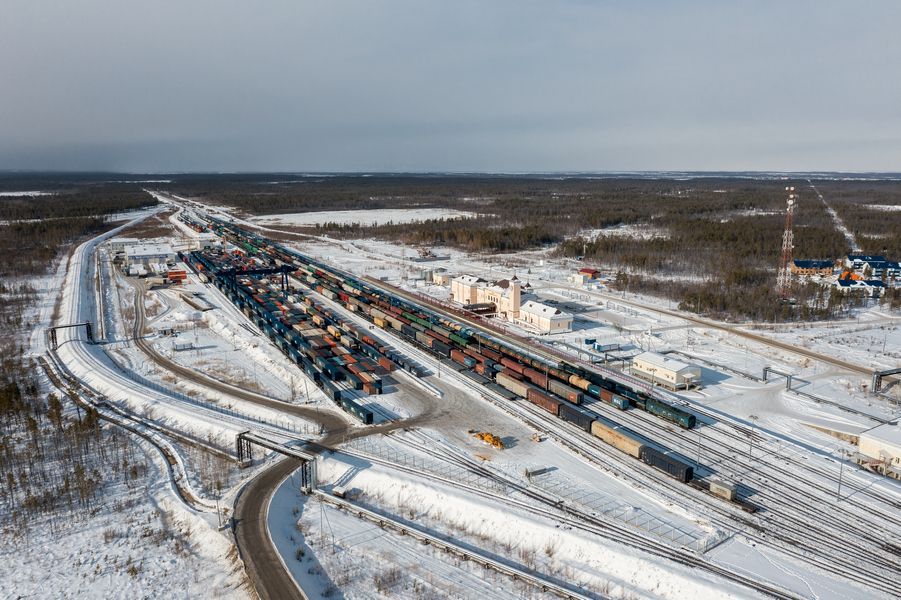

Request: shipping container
left=709, top=480, right=736, bottom=501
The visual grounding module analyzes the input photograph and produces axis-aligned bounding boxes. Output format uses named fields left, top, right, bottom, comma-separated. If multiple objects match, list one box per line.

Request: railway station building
left=515, top=300, right=573, bottom=333
left=451, top=274, right=522, bottom=320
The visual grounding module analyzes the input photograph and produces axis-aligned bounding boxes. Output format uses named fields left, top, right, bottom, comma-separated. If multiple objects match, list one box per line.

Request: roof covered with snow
left=520, top=300, right=571, bottom=319
left=861, top=423, right=901, bottom=450
left=453, top=274, right=484, bottom=285
left=633, top=351, right=698, bottom=374
left=127, top=243, right=175, bottom=257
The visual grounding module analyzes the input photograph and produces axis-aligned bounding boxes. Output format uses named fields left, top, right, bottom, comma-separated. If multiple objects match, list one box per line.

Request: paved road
left=125, top=274, right=453, bottom=600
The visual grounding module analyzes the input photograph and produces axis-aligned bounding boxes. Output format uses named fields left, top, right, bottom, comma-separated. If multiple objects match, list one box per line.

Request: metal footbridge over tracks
left=237, top=431, right=317, bottom=493
left=48, top=321, right=94, bottom=350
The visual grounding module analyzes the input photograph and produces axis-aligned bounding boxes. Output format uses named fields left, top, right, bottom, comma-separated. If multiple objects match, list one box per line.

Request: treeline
left=811, top=181, right=901, bottom=257
left=0, top=186, right=156, bottom=222
left=0, top=186, right=157, bottom=277
left=171, top=175, right=899, bottom=321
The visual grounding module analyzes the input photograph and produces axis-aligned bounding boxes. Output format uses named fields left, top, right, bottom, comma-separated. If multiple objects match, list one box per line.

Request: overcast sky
left=1, top=1, right=899, bottom=172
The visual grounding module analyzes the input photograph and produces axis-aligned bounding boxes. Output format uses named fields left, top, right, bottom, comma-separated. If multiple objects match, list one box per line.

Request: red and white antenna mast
left=776, top=186, right=797, bottom=299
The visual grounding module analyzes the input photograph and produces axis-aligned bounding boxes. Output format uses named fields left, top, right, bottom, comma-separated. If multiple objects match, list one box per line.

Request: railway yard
left=38, top=191, right=900, bottom=600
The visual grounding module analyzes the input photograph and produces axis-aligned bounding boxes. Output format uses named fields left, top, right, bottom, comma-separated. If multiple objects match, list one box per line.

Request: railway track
left=178, top=200, right=899, bottom=597
left=575, top=400, right=901, bottom=591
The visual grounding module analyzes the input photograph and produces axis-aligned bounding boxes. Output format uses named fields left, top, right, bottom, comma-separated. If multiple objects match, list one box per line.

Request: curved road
left=125, top=274, right=458, bottom=600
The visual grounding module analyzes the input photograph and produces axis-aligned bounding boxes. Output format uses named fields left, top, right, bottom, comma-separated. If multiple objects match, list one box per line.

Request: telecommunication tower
left=776, top=186, right=797, bottom=299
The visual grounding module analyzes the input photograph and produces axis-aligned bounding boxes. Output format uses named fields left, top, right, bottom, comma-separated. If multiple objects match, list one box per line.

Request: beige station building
left=451, top=274, right=522, bottom=320
left=515, top=300, right=573, bottom=333
left=631, top=351, right=701, bottom=390
left=451, top=274, right=574, bottom=333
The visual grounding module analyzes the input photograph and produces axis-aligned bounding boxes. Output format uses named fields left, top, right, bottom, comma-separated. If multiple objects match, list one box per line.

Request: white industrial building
left=858, top=423, right=901, bottom=479
left=108, top=237, right=140, bottom=257
left=125, top=243, right=176, bottom=267
left=631, top=352, right=701, bottom=390
left=515, top=300, right=573, bottom=333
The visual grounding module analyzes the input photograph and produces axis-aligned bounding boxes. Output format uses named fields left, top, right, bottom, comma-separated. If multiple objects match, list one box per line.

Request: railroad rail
left=314, top=490, right=597, bottom=600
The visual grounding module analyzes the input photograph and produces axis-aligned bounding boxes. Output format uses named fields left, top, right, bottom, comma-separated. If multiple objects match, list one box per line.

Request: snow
left=0, top=190, right=54, bottom=196
left=135, top=191, right=901, bottom=598
left=249, top=207, right=477, bottom=227
left=271, top=457, right=755, bottom=599
left=0, top=435, right=248, bottom=600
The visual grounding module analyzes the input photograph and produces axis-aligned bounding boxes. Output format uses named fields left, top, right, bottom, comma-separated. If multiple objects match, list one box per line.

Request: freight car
left=639, top=446, right=693, bottom=483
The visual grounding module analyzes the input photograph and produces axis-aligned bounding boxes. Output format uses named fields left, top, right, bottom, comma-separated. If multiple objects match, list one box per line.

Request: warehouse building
left=451, top=274, right=521, bottom=320
left=858, top=423, right=901, bottom=479
left=631, top=352, right=701, bottom=390
left=125, top=243, right=176, bottom=267
left=108, top=237, right=140, bottom=257
left=515, top=300, right=573, bottom=333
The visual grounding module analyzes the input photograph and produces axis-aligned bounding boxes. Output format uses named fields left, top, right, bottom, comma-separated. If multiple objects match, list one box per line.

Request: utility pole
left=696, top=429, right=702, bottom=469
left=748, top=414, right=759, bottom=464
left=837, top=449, right=846, bottom=501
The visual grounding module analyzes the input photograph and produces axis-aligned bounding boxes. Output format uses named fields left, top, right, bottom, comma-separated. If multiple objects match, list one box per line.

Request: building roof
left=127, top=243, right=174, bottom=257
left=520, top=300, right=571, bottom=319
left=836, top=279, right=886, bottom=288
left=579, top=267, right=600, bottom=276
left=454, top=275, right=484, bottom=285
left=861, top=423, right=901, bottom=452
left=793, top=259, right=834, bottom=269
left=633, top=351, right=699, bottom=375
left=848, top=254, right=886, bottom=263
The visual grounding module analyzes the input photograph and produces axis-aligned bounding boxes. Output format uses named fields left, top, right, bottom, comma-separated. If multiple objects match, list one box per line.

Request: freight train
left=203, top=219, right=699, bottom=481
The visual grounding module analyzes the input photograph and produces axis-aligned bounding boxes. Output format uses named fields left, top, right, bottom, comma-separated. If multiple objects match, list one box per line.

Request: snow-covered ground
left=0, top=433, right=248, bottom=599
left=142, top=192, right=901, bottom=598
left=0, top=190, right=54, bottom=196
left=6, top=208, right=254, bottom=599
left=249, top=207, right=477, bottom=227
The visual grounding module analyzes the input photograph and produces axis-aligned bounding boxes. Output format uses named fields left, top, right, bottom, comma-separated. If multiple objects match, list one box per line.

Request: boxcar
left=590, top=418, right=644, bottom=459
left=557, top=403, right=593, bottom=432
left=526, top=387, right=562, bottom=415
left=639, top=446, right=693, bottom=482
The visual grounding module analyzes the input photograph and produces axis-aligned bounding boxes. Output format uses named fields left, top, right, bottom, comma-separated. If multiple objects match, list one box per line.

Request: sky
left=1, top=1, right=899, bottom=172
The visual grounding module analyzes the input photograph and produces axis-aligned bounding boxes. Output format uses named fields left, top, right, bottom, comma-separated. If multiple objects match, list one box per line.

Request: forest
left=168, top=174, right=901, bottom=321
left=0, top=184, right=156, bottom=277
left=0, top=179, right=157, bottom=535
